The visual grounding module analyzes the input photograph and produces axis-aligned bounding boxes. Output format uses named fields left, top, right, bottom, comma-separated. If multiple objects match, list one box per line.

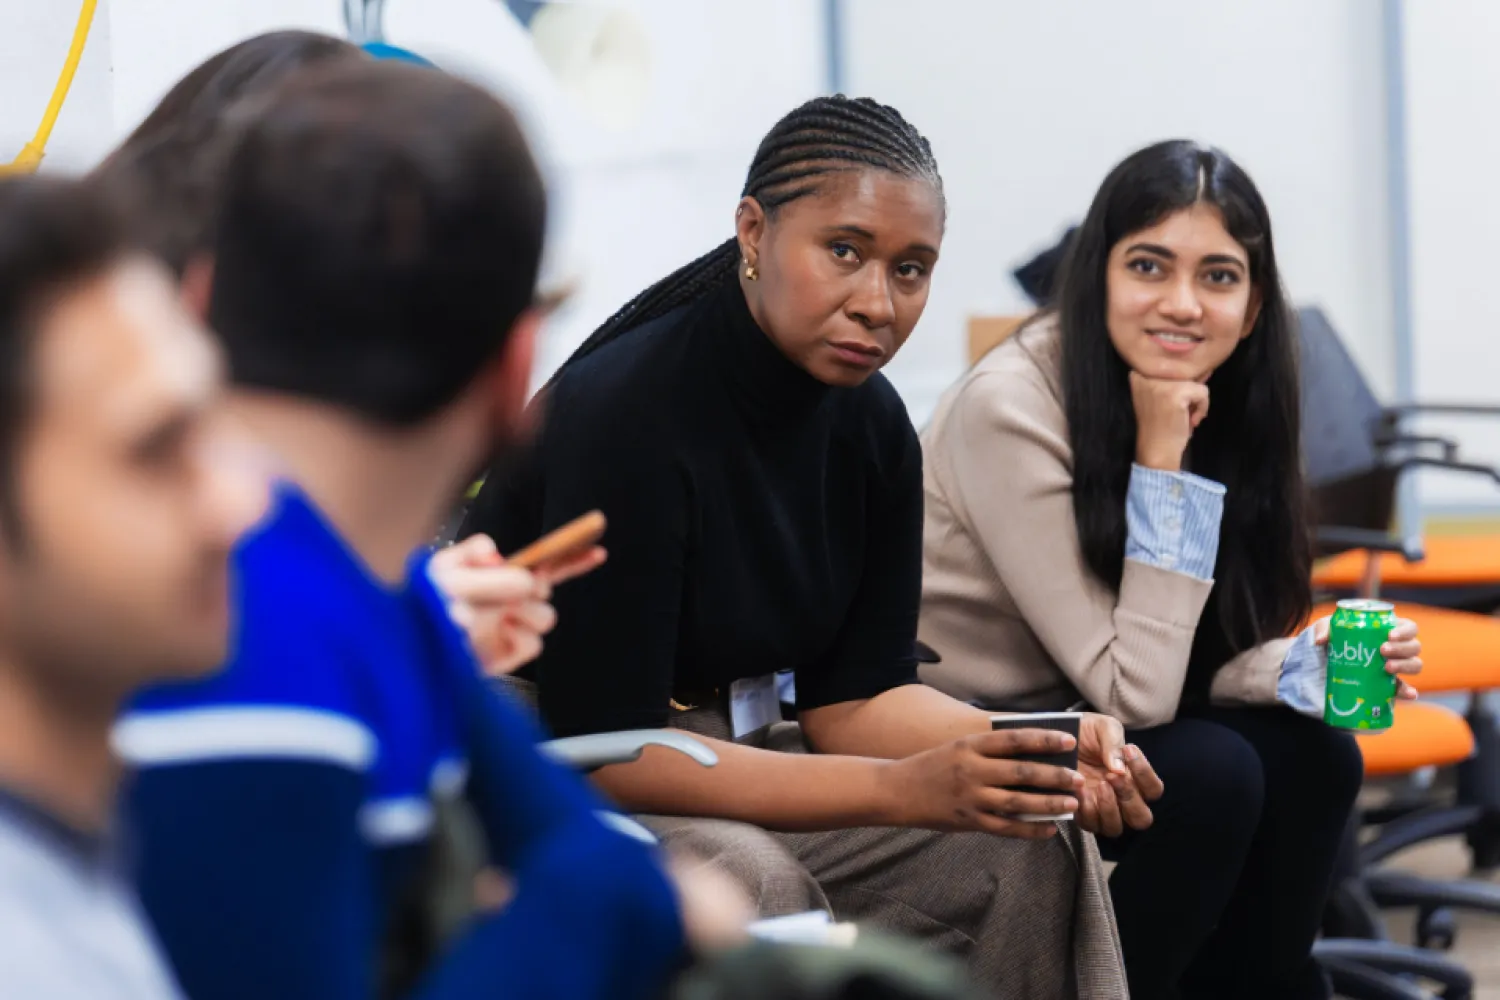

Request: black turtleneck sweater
left=461, top=274, right=922, bottom=739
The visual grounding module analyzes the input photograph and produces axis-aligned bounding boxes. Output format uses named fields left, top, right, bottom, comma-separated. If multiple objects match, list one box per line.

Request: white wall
left=0, top=2, right=116, bottom=172
left=843, top=0, right=1395, bottom=427
left=1401, top=0, right=1500, bottom=513
left=107, top=0, right=346, bottom=136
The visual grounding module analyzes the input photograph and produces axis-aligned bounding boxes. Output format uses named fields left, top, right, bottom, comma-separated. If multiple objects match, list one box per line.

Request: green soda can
left=1324, top=599, right=1398, bottom=732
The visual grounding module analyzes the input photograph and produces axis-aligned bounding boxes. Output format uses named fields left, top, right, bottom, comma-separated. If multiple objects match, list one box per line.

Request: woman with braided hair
left=461, top=96, right=1149, bottom=997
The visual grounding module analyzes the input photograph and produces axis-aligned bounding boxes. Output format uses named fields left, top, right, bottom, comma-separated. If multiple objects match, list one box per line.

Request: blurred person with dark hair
left=96, top=28, right=553, bottom=680
left=113, top=61, right=697, bottom=1000
left=1012, top=227, right=1077, bottom=309
left=93, top=29, right=363, bottom=277
left=0, top=175, right=266, bottom=997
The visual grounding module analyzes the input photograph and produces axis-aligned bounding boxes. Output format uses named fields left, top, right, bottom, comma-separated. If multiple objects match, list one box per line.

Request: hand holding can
left=1323, top=600, right=1408, bottom=732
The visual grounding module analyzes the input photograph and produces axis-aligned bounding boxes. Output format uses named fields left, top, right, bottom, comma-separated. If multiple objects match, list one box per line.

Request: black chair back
left=1297, top=307, right=1399, bottom=553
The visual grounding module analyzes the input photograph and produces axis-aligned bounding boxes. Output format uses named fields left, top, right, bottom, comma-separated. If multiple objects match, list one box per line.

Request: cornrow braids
left=555, top=94, right=941, bottom=375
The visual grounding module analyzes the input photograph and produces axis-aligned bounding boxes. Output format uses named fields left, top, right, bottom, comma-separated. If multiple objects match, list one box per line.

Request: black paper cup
left=989, top=712, right=1082, bottom=821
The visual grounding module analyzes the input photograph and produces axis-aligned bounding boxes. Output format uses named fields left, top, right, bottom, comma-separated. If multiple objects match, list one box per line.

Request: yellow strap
left=0, top=0, right=98, bottom=176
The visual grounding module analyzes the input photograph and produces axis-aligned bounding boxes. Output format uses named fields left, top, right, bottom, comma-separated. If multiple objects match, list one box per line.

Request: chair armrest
left=541, top=730, right=718, bottom=771
left=1384, top=402, right=1500, bottom=422
left=1372, top=432, right=1459, bottom=461
left=1370, top=408, right=1500, bottom=485
left=1314, top=526, right=1425, bottom=563
left=1380, top=454, right=1500, bottom=488
left=1408, top=455, right=1500, bottom=485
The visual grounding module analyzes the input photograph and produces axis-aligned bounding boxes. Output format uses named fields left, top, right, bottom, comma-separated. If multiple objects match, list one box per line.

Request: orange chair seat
left=1314, top=535, right=1500, bottom=589
left=1356, top=701, right=1474, bottom=777
left=1308, top=602, right=1500, bottom=693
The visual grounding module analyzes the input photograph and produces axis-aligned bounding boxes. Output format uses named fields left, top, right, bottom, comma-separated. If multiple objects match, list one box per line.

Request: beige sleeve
left=945, top=371, right=1214, bottom=728
left=1209, top=639, right=1290, bottom=707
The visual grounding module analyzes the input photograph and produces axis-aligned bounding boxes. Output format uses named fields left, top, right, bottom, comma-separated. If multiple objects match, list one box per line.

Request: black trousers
left=1097, top=705, right=1363, bottom=1000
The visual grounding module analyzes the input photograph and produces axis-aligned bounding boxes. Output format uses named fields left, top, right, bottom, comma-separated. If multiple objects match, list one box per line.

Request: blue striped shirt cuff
left=1277, top=626, right=1325, bottom=717
left=1124, top=465, right=1226, bottom=581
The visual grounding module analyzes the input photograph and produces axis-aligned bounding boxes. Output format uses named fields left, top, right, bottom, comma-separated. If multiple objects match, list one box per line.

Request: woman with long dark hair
left=460, top=96, right=1162, bottom=998
left=918, top=140, right=1423, bottom=999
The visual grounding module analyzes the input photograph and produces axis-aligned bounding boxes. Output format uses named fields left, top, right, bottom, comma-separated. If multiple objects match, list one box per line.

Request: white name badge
left=729, top=674, right=782, bottom=739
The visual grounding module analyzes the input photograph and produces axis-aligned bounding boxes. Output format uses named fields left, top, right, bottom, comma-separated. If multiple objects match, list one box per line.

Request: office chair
left=1300, top=305, right=1500, bottom=877
left=1297, top=309, right=1500, bottom=999
left=1306, top=528, right=1483, bottom=997
left=1311, top=373, right=1500, bottom=617
left=1316, top=699, right=1477, bottom=1000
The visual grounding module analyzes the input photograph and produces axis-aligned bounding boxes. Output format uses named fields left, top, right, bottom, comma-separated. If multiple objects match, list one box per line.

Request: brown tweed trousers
left=578, top=692, right=1127, bottom=999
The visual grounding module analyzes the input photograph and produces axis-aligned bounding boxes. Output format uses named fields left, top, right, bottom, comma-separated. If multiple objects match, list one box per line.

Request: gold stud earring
left=743, top=258, right=758, bottom=282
